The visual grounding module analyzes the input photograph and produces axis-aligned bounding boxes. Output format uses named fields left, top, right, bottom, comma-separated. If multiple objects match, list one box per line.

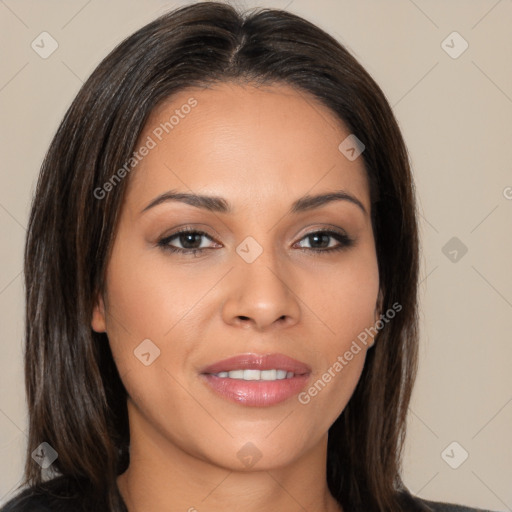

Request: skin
left=92, top=82, right=382, bottom=512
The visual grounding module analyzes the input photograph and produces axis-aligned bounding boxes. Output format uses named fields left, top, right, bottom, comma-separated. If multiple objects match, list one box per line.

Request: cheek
left=294, top=249, right=378, bottom=417
left=101, top=237, right=223, bottom=403
left=296, top=268, right=376, bottom=427
left=290, top=255, right=379, bottom=420
left=309, top=249, right=380, bottom=345
left=104, top=241, right=211, bottom=344
left=101, top=246, right=198, bottom=433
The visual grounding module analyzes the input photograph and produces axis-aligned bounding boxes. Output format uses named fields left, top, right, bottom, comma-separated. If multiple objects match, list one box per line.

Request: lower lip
left=201, top=374, right=310, bottom=407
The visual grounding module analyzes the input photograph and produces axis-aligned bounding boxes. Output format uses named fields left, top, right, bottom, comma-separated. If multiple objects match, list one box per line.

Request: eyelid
left=294, top=223, right=350, bottom=240
left=156, top=223, right=220, bottom=242
left=156, top=224, right=354, bottom=256
left=158, top=227, right=220, bottom=247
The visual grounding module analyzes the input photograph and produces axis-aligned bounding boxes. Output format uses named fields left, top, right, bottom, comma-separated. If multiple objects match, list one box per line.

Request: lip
left=200, top=353, right=311, bottom=407
left=200, top=353, right=311, bottom=375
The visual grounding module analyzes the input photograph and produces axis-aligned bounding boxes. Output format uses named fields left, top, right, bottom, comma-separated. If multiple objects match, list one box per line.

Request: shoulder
left=397, top=490, right=498, bottom=512
left=416, top=496, right=498, bottom=512
left=0, top=491, right=52, bottom=512
left=0, top=476, right=95, bottom=512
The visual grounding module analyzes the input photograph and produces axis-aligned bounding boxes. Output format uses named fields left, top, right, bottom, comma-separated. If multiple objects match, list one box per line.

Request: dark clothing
left=0, top=476, right=498, bottom=511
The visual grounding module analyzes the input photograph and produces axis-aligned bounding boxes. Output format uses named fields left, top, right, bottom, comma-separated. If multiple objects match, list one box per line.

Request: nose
left=221, top=247, right=301, bottom=332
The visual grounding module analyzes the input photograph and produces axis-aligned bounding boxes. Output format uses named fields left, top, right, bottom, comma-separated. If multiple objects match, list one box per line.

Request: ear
left=91, top=293, right=107, bottom=333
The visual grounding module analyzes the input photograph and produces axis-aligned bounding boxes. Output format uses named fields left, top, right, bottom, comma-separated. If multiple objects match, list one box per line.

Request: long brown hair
left=20, top=2, right=420, bottom=511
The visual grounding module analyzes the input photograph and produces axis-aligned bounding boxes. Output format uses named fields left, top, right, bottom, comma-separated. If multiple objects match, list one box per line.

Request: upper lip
left=200, top=353, right=311, bottom=375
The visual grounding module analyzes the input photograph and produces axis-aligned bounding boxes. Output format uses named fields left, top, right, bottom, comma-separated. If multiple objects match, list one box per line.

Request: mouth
left=199, top=353, right=311, bottom=407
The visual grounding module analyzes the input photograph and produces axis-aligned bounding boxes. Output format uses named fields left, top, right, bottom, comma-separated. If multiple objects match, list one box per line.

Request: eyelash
left=157, top=227, right=354, bottom=257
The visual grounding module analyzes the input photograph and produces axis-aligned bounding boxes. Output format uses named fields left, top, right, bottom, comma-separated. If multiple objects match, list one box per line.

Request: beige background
left=1, top=0, right=511, bottom=510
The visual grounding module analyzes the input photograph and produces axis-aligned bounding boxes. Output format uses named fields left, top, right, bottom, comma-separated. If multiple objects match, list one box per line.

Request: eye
left=157, top=227, right=354, bottom=257
left=294, top=229, right=354, bottom=253
left=157, top=228, right=219, bottom=257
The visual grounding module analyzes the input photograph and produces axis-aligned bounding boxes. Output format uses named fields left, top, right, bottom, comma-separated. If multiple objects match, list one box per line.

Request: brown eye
left=157, top=229, right=218, bottom=257
left=295, top=230, right=354, bottom=253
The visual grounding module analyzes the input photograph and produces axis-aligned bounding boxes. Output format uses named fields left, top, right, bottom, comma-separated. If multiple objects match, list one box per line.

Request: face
left=92, top=82, right=381, bottom=472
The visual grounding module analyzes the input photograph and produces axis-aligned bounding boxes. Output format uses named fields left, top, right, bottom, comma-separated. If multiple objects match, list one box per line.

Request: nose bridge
left=239, top=237, right=285, bottom=293
left=223, top=232, right=301, bottom=329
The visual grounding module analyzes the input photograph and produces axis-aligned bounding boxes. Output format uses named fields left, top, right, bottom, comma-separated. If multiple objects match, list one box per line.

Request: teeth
left=244, top=369, right=260, bottom=380
left=213, top=369, right=296, bottom=380
left=261, top=369, right=276, bottom=380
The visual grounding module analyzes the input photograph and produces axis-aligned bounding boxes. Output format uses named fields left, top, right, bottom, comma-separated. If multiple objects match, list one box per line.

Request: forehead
left=125, top=81, right=370, bottom=214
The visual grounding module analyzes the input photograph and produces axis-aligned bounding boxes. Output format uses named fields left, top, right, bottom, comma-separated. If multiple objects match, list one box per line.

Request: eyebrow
left=140, top=189, right=367, bottom=216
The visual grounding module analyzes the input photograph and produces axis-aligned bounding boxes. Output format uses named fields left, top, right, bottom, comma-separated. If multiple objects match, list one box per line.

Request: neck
left=117, top=400, right=343, bottom=512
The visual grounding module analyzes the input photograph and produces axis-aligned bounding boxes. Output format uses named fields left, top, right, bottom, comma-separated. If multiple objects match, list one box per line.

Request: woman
left=0, top=2, right=496, bottom=511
